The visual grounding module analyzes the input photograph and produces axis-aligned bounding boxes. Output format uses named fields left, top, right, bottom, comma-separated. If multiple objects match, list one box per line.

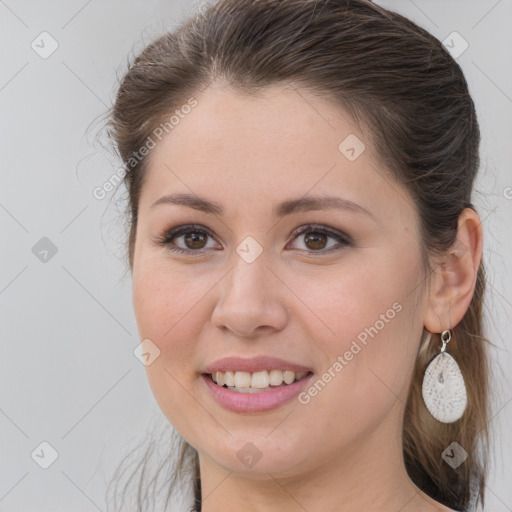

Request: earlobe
left=424, top=208, right=483, bottom=332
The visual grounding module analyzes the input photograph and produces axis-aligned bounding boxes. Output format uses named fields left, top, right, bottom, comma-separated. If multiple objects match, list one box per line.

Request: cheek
left=132, top=260, right=202, bottom=374
left=132, top=258, right=213, bottom=346
left=132, top=259, right=216, bottom=436
left=131, top=256, right=238, bottom=394
left=297, top=253, right=422, bottom=434
left=300, top=250, right=418, bottom=345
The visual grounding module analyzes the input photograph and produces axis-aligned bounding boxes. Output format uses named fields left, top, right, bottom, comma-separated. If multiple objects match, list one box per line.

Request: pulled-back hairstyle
left=105, top=1, right=491, bottom=510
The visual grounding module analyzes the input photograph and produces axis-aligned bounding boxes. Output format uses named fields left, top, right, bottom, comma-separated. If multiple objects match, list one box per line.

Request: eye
left=285, top=224, right=352, bottom=254
left=152, top=224, right=220, bottom=255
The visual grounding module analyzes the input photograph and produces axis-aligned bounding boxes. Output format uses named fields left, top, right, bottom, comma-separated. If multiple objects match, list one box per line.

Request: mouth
left=205, top=369, right=312, bottom=393
left=201, top=369, right=314, bottom=413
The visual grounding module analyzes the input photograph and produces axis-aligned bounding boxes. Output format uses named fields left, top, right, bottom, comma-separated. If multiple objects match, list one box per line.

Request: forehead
left=139, top=83, right=411, bottom=222
left=149, top=83, right=368, bottom=170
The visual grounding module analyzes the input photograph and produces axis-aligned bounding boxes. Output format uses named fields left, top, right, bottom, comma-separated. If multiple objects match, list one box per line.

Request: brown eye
left=183, top=231, right=208, bottom=250
left=154, top=224, right=219, bottom=255
left=303, top=231, right=328, bottom=250
left=287, top=225, right=353, bottom=254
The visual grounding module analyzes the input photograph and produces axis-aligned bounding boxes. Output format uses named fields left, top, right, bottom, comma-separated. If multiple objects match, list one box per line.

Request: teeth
left=215, top=371, right=225, bottom=386
left=251, top=370, right=269, bottom=388
left=211, top=369, right=309, bottom=390
left=224, top=371, right=235, bottom=387
left=269, top=369, right=284, bottom=386
left=234, top=371, right=251, bottom=388
left=283, top=370, right=295, bottom=385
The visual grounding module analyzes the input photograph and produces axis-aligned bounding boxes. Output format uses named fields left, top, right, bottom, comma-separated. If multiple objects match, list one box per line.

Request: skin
left=131, top=82, right=483, bottom=512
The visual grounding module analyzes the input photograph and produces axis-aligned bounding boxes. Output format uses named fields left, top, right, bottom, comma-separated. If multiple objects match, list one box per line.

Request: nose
left=211, top=250, right=289, bottom=339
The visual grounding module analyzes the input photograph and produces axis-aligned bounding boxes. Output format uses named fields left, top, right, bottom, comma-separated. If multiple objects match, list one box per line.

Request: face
left=132, top=83, right=428, bottom=479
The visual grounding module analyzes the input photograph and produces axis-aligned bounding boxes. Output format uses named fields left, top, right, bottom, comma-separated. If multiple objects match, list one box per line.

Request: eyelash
left=152, top=223, right=353, bottom=256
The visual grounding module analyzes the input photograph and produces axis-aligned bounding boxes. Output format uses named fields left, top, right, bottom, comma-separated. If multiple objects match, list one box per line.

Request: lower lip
left=201, top=373, right=314, bottom=413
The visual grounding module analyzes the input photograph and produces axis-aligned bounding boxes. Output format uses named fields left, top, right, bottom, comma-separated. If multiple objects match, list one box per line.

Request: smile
left=202, top=370, right=314, bottom=413
left=209, top=369, right=310, bottom=391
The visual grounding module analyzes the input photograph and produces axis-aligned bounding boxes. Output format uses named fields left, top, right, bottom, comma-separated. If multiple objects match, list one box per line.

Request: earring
left=421, top=329, right=467, bottom=423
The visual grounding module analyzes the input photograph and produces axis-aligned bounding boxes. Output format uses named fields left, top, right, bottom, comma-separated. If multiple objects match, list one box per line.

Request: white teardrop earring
left=421, top=329, right=468, bottom=423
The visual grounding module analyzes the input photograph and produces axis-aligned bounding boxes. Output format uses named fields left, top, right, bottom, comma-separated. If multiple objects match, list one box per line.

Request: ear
left=424, top=208, right=483, bottom=333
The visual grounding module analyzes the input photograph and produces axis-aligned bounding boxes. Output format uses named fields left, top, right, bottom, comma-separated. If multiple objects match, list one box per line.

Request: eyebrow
left=151, top=192, right=376, bottom=220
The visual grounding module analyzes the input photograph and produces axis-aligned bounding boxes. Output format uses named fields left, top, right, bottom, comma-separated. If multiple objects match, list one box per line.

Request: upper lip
left=203, top=356, right=313, bottom=374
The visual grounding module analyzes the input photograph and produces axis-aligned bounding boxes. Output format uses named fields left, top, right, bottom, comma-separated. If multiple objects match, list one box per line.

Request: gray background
left=1, top=0, right=511, bottom=510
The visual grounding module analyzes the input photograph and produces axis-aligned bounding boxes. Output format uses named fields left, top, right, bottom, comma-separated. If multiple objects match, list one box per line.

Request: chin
left=199, top=435, right=308, bottom=478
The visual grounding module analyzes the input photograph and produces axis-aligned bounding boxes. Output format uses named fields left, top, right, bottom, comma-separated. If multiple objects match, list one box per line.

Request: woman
left=105, top=0, right=491, bottom=510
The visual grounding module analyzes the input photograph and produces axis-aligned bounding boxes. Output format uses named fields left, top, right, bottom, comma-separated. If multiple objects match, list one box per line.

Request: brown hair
left=105, top=1, right=491, bottom=510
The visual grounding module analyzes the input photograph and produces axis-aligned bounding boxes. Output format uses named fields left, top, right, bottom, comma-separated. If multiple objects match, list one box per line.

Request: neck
left=197, top=412, right=441, bottom=512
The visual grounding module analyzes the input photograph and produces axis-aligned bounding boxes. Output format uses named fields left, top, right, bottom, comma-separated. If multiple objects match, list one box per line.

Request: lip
left=203, top=356, right=313, bottom=374
left=202, top=372, right=314, bottom=413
